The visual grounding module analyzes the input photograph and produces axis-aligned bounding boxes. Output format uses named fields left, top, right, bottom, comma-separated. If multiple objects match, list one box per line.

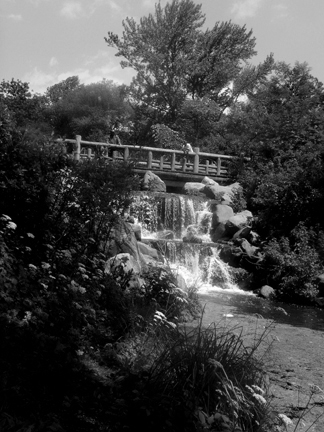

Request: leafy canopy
left=105, top=0, right=267, bottom=129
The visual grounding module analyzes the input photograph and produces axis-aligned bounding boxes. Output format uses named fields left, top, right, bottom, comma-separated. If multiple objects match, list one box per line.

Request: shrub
left=257, top=223, right=322, bottom=303
left=108, top=318, right=272, bottom=432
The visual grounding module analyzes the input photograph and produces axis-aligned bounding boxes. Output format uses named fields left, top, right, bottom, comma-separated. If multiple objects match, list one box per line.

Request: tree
left=46, top=76, right=81, bottom=104
left=105, top=0, right=273, bottom=148
left=226, top=62, right=324, bottom=236
left=0, top=79, right=50, bottom=144
left=47, top=78, right=133, bottom=141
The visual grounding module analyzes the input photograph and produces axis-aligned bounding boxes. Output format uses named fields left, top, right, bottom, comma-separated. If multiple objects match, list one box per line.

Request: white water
left=132, top=192, right=253, bottom=296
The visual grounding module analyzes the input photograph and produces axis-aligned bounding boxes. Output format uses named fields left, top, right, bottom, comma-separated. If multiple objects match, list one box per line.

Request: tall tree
left=105, top=0, right=273, bottom=148
left=106, top=0, right=205, bottom=123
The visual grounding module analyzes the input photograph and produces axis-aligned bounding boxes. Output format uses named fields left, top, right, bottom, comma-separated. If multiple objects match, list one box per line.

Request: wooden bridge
left=64, top=135, right=234, bottom=188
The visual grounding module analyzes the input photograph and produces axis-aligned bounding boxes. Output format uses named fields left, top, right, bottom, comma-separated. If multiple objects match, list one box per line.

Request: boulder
left=212, top=204, right=234, bottom=227
left=210, top=222, right=227, bottom=242
left=232, top=226, right=252, bottom=241
left=238, top=238, right=259, bottom=258
left=107, top=219, right=146, bottom=269
left=142, top=170, right=166, bottom=192
left=225, top=210, right=253, bottom=235
left=105, top=253, right=145, bottom=290
left=202, top=177, right=242, bottom=204
left=259, top=285, right=275, bottom=299
left=127, top=222, right=142, bottom=241
left=137, top=241, right=164, bottom=262
left=219, top=244, right=243, bottom=268
left=183, top=182, right=206, bottom=196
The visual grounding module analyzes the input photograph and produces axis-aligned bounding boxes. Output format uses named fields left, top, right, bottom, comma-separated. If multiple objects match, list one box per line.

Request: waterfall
left=130, top=192, right=246, bottom=294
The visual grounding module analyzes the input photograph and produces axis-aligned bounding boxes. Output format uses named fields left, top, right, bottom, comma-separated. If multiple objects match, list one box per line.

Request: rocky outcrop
left=142, top=170, right=166, bottom=192
left=258, top=285, right=275, bottom=299
left=202, top=177, right=242, bottom=205
left=183, top=182, right=206, bottom=196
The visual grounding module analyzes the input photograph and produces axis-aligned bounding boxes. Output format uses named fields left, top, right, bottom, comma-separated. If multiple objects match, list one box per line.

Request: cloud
left=60, top=2, right=85, bottom=19
left=49, top=57, right=58, bottom=67
left=22, top=68, right=57, bottom=94
left=273, top=3, right=288, bottom=19
left=22, top=56, right=135, bottom=94
left=8, top=14, right=23, bottom=21
left=231, top=0, right=265, bottom=20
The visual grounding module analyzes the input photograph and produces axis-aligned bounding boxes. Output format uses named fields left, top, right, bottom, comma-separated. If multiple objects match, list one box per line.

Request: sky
left=1, top=0, right=324, bottom=94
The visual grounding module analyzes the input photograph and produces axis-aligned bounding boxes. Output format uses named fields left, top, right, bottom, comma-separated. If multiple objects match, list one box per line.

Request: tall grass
left=109, top=315, right=273, bottom=432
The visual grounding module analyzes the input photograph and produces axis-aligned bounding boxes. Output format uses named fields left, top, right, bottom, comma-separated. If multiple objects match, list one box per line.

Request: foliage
left=256, top=223, right=322, bottom=303
left=105, top=0, right=272, bottom=145
left=151, top=123, right=186, bottom=150
left=46, top=78, right=132, bottom=141
left=0, top=78, right=51, bottom=143
left=107, top=318, right=272, bottom=432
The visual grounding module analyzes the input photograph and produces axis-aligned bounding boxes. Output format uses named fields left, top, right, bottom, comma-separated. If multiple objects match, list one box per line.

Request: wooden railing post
left=148, top=151, right=153, bottom=169
left=171, top=152, right=176, bottom=171
left=124, top=146, right=129, bottom=162
left=217, top=157, right=221, bottom=175
left=159, top=155, right=164, bottom=170
left=75, top=135, right=81, bottom=161
left=193, top=147, right=199, bottom=174
left=87, top=147, right=92, bottom=159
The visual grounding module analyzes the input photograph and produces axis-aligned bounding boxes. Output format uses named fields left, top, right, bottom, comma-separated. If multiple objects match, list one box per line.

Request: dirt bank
left=197, top=295, right=324, bottom=432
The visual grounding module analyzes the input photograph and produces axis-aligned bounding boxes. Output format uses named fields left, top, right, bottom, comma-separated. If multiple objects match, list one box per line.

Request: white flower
left=7, top=221, right=17, bottom=230
left=278, top=414, right=293, bottom=427
left=1, top=214, right=11, bottom=221
left=251, top=384, right=265, bottom=395
left=252, top=393, right=266, bottom=404
left=41, top=262, right=51, bottom=270
left=27, top=233, right=35, bottom=238
left=28, top=264, right=37, bottom=270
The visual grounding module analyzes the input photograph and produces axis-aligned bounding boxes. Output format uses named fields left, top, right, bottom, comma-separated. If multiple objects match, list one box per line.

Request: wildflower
left=26, top=233, right=35, bottom=238
left=79, top=286, right=86, bottom=294
left=0, top=214, right=11, bottom=221
left=251, top=384, right=265, bottom=395
left=28, top=264, right=37, bottom=271
left=252, top=393, right=267, bottom=404
left=7, top=221, right=17, bottom=230
left=41, top=262, right=51, bottom=270
left=278, top=414, right=293, bottom=427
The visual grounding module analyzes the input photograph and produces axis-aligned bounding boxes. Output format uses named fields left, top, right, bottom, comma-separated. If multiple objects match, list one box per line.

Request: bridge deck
left=63, top=136, right=234, bottom=185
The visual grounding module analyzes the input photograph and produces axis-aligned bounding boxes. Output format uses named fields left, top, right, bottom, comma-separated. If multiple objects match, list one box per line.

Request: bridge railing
left=63, top=135, right=234, bottom=178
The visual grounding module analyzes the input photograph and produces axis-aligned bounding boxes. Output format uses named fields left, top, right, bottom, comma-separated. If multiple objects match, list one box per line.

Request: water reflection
left=199, top=291, right=324, bottom=332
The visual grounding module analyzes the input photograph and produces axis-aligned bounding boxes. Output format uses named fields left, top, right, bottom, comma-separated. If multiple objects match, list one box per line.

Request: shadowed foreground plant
left=109, top=316, right=273, bottom=432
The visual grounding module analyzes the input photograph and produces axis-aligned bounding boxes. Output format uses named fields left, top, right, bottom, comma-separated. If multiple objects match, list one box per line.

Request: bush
left=257, top=223, right=322, bottom=303
left=108, top=319, right=272, bottom=432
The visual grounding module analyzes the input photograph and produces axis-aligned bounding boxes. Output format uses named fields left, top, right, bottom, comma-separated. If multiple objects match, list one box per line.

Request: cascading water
left=130, top=192, right=247, bottom=294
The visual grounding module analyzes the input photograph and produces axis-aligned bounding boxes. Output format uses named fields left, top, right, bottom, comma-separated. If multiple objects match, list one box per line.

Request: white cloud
left=273, top=3, right=288, bottom=18
left=22, top=67, right=57, bottom=94
left=22, top=57, right=135, bottom=94
left=8, top=14, right=23, bottom=21
left=231, top=0, right=265, bottom=20
left=60, top=2, right=85, bottom=20
left=49, top=57, right=58, bottom=67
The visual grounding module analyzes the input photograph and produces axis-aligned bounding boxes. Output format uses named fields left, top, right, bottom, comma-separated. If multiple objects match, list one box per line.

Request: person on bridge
left=107, top=129, right=121, bottom=158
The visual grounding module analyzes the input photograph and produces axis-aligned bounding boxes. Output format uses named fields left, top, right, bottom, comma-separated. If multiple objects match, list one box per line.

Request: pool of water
left=199, top=290, right=324, bottom=332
